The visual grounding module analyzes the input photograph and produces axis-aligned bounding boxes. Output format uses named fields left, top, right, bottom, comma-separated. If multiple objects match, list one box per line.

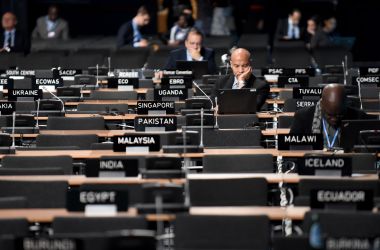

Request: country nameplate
left=113, top=134, right=161, bottom=152
left=310, top=189, right=373, bottom=210
left=0, top=77, right=13, bottom=91
left=137, top=101, right=175, bottom=115
left=278, top=134, right=323, bottom=150
left=154, top=88, right=188, bottom=101
left=85, top=158, right=139, bottom=177
left=15, top=237, right=82, bottom=250
left=134, top=116, right=177, bottom=132
left=8, top=89, right=42, bottom=101
left=0, top=101, right=15, bottom=115
left=293, top=87, right=323, bottom=99
left=295, top=99, right=318, bottom=110
left=298, top=155, right=352, bottom=176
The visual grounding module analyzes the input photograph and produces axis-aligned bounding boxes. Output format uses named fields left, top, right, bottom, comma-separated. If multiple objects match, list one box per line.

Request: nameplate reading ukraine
left=137, top=101, right=175, bottom=115
left=310, top=189, right=373, bottom=210
left=298, top=155, right=352, bottom=176
left=293, top=87, right=323, bottom=99
left=134, top=116, right=177, bottom=132
left=277, top=76, right=309, bottom=87
left=0, top=101, right=15, bottom=115
left=113, top=134, right=161, bottom=152
left=8, top=89, right=42, bottom=101
left=16, top=237, right=82, bottom=250
left=278, top=134, right=323, bottom=150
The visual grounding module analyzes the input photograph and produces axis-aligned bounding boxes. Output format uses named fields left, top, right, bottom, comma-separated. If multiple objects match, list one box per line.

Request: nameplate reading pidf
left=0, top=101, right=15, bottom=115
left=262, top=68, right=315, bottom=76
left=16, top=237, right=82, bottom=250
left=8, top=89, right=42, bottom=101
left=161, top=76, right=192, bottom=89
left=107, top=77, right=139, bottom=89
left=113, top=134, right=161, bottom=151
left=298, top=155, right=352, bottom=176
left=359, top=67, right=380, bottom=76
left=310, top=189, right=373, bottom=210
left=154, top=88, right=188, bottom=101
left=134, top=116, right=177, bottom=132
left=277, top=76, right=309, bottom=87
left=293, top=87, right=323, bottom=99
left=85, top=158, right=139, bottom=177
left=278, top=134, right=323, bottom=150
left=137, top=101, right=175, bottom=115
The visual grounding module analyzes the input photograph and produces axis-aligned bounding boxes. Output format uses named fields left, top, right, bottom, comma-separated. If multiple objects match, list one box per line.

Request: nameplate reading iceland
left=277, top=76, right=309, bottom=87
left=107, top=77, right=139, bottom=89
left=59, top=69, right=82, bottom=76
left=134, top=116, right=177, bottom=132
left=310, top=189, right=373, bottom=210
left=137, top=101, right=175, bottom=115
left=359, top=67, right=380, bottom=76
left=85, top=158, right=139, bottom=177
left=298, top=155, right=352, bottom=176
left=278, top=134, right=323, bottom=150
left=113, top=134, right=161, bottom=151
left=154, top=88, right=188, bottom=101
left=16, top=237, right=82, bottom=250
left=352, top=76, right=380, bottom=86
left=8, top=89, right=42, bottom=101
left=0, top=101, right=15, bottom=115
left=293, top=87, right=323, bottom=99
left=6, top=69, right=35, bottom=76
left=161, top=76, right=192, bottom=89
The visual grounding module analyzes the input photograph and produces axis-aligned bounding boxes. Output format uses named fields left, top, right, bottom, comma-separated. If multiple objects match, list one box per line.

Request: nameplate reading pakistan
left=134, top=116, right=177, bottom=132
left=137, top=101, right=175, bottom=115
left=0, top=101, right=15, bottom=115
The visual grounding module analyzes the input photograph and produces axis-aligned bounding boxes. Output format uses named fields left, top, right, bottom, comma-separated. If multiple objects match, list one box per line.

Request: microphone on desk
left=192, top=81, right=214, bottom=111
left=42, top=86, right=65, bottom=113
left=199, top=108, right=204, bottom=148
left=35, top=98, right=41, bottom=130
left=107, top=57, right=112, bottom=77
left=221, top=54, right=230, bottom=75
left=214, top=97, right=219, bottom=129
left=79, top=84, right=87, bottom=100
left=11, top=111, right=16, bottom=149
left=96, top=64, right=99, bottom=88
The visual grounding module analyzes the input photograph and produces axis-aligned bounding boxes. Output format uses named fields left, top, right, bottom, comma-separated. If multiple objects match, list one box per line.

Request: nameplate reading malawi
left=278, top=134, right=323, bottom=150
left=107, top=77, right=139, bottom=89
left=161, top=76, right=192, bottom=89
left=8, top=89, right=42, bottom=101
left=277, top=76, right=309, bottom=87
left=154, top=88, right=187, bottom=101
left=113, top=134, right=161, bottom=151
left=137, top=101, right=175, bottom=115
left=352, top=76, right=380, bottom=86
left=16, top=237, right=82, bottom=250
left=134, top=116, right=177, bottom=132
left=0, top=101, right=15, bottom=115
left=84, top=158, right=139, bottom=177
left=298, top=155, right=352, bottom=176
left=310, top=189, right=373, bottom=210
left=293, top=87, right=323, bottom=99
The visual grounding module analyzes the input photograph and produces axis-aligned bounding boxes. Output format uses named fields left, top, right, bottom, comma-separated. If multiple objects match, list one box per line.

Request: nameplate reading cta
left=293, top=87, right=323, bottom=99
left=134, top=116, right=177, bottom=132
left=277, top=134, right=323, bottom=150
left=137, top=101, right=175, bottom=115
left=8, top=89, right=42, bottom=101
left=113, top=134, right=161, bottom=151
left=277, top=76, right=309, bottom=87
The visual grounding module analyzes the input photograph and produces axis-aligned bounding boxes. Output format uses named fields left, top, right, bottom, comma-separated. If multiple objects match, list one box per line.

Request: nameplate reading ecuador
left=0, top=77, right=12, bottom=91
left=134, top=116, right=177, bottom=132
left=6, top=69, right=35, bottom=76
left=8, top=89, right=42, bottom=101
left=161, top=76, right=192, bottom=89
left=16, top=237, right=82, bottom=250
left=137, top=101, right=175, bottom=115
left=310, top=189, right=373, bottom=210
left=262, top=68, right=315, bottom=76
left=107, top=77, right=139, bottom=90
left=352, top=76, right=380, bottom=86
left=277, top=76, right=309, bottom=87
left=293, top=87, right=323, bottom=99
left=359, top=67, right=380, bottom=76
left=59, top=69, right=83, bottom=76
left=0, top=101, right=15, bottom=115
left=113, top=134, right=161, bottom=152
left=85, top=158, right=139, bottom=177
left=154, top=88, right=188, bottom=101
left=298, top=155, right=352, bottom=176
left=278, top=134, right=323, bottom=150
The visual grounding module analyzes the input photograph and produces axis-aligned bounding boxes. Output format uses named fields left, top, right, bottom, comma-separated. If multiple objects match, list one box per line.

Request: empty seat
left=36, top=134, right=99, bottom=150
left=47, top=117, right=105, bottom=130
left=203, top=128, right=262, bottom=147
left=59, top=54, right=105, bottom=69
left=313, top=46, right=352, bottom=68
left=273, top=236, right=315, bottom=250
left=111, top=48, right=150, bottom=69
left=0, top=53, right=24, bottom=69
left=18, top=52, right=64, bottom=69
left=0, top=218, right=29, bottom=236
left=203, top=154, right=274, bottom=173
left=145, top=47, right=173, bottom=69
left=77, top=103, right=129, bottom=114
left=272, top=47, right=312, bottom=68
left=238, top=34, right=269, bottom=48
left=277, top=115, right=294, bottom=128
left=250, top=47, right=270, bottom=68
left=218, top=114, right=258, bottom=129
left=88, top=90, right=137, bottom=100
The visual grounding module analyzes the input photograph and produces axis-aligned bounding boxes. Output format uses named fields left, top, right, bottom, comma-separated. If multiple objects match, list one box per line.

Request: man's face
left=2, top=13, right=17, bottom=30
left=307, top=19, right=316, bottom=31
left=325, top=18, right=337, bottom=32
left=48, top=7, right=59, bottom=21
left=137, top=14, right=150, bottom=26
left=185, top=33, right=202, bottom=51
left=321, top=100, right=345, bottom=128
left=230, top=54, right=250, bottom=78
left=290, top=11, right=301, bottom=25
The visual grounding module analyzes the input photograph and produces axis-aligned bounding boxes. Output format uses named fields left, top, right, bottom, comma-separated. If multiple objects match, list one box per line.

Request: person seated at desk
left=275, top=9, right=303, bottom=41
left=0, top=12, right=30, bottom=54
left=211, top=48, right=270, bottom=111
left=32, top=5, right=69, bottom=40
left=290, top=84, right=373, bottom=149
left=165, top=27, right=216, bottom=74
left=117, top=6, right=150, bottom=48
left=168, top=13, right=192, bottom=46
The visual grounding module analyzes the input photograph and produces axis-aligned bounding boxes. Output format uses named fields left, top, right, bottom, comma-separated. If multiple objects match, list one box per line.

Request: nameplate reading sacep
left=8, top=89, right=42, bottom=101
left=359, top=67, right=380, bottom=76
left=352, top=76, right=380, bottom=86
left=59, top=69, right=82, bottom=76
left=154, top=88, right=188, bottom=101
left=113, top=134, right=161, bottom=152
left=6, top=69, right=35, bottom=76
left=161, top=76, right=192, bottom=89
left=277, top=76, right=309, bottom=87
left=107, top=77, right=139, bottom=90
left=293, top=87, right=323, bottom=99
left=310, top=189, right=373, bottom=210
left=134, top=116, right=177, bottom=132
left=262, top=68, right=315, bottom=76
left=298, top=155, right=352, bottom=176
left=85, top=158, right=139, bottom=177
left=137, top=101, right=175, bottom=115
left=278, top=134, right=323, bottom=150
left=0, top=101, right=15, bottom=115
left=0, top=77, right=12, bottom=91
left=16, top=237, right=82, bottom=250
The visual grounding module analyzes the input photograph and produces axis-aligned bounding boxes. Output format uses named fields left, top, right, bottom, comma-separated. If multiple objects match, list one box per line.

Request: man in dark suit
left=211, top=48, right=269, bottom=111
left=0, top=12, right=30, bottom=54
left=165, top=27, right=216, bottom=74
left=116, top=6, right=150, bottom=48
left=275, top=9, right=302, bottom=40
left=290, top=84, right=373, bottom=149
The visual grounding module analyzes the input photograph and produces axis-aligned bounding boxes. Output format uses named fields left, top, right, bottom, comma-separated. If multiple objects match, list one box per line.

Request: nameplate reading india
left=137, top=101, right=175, bottom=115
left=278, top=134, right=323, bottom=150
left=113, top=134, right=161, bottom=152
left=85, top=158, right=139, bottom=177
left=298, top=155, right=352, bottom=176
left=8, top=89, right=42, bottom=101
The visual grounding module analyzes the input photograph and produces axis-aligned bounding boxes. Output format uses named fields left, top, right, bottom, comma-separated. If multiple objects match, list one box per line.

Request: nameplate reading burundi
left=17, top=237, right=80, bottom=250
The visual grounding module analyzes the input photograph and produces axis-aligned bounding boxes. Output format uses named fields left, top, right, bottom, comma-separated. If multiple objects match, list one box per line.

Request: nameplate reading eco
left=0, top=77, right=12, bottom=90
left=154, top=88, right=188, bottom=101
left=113, top=134, right=161, bottom=151
left=310, top=189, right=373, bottom=210
left=277, top=76, right=309, bottom=87
left=107, top=77, right=139, bottom=89
left=293, top=87, right=323, bottom=99
left=278, top=134, right=323, bottom=150
left=298, top=155, right=352, bottom=176
left=137, top=101, right=175, bottom=115
left=134, top=116, right=177, bottom=132
left=161, top=76, right=192, bottom=89
left=8, top=89, right=42, bottom=101
left=85, top=158, right=139, bottom=177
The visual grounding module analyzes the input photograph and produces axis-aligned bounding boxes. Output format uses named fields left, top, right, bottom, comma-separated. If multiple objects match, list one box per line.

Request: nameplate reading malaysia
left=134, top=116, right=177, bottom=132
left=137, top=101, right=175, bottom=115
left=359, top=67, right=380, bottom=76
left=154, top=88, right=188, bottom=101
left=8, top=89, right=42, bottom=101
left=352, top=76, right=380, bottom=86
left=278, top=134, right=323, bottom=150
left=59, top=69, right=83, bottom=76
left=85, top=158, right=139, bottom=177
left=310, top=189, right=373, bottom=210
left=0, top=101, right=15, bottom=115
left=6, top=69, right=35, bottom=76
left=113, top=134, right=161, bottom=152
left=262, top=68, right=315, bottom=76
left=293, top=87, right=323, bottom=99
left=298, top=155, right=352, bottom=176
left=16, top=237, right=82, bottom=250
left=161, top=76, right=192, bottom=89
left=66, top=189, right=128, bottom=213
left=107, top=77, right=139, bottom=90
left=0, top=77, right=12, bottom=91
left=277, top=76, right=309, bottom=87
left=162, top=69, right=193, bottom=77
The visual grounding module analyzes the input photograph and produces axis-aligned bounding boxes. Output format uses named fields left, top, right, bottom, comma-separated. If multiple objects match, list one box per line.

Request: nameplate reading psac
left=298, top=155, right=352, bottom=176
left=16, top=237, right=82, bottom=250
left=293, top=87, right=323, bottom=99
left=0, top=101, right=15, bottom=115
left=134, top=116, right=177, bottom=132
left=277, top=76, right=309, bottom=87
left=85, top=158, right=139, bottom=177
left=137, top=101, right=175, bottom=115
left=278, top=134, right=323, bottom=150
left=310, top=189, right=373, bottom=210
left=154, top=88, right=188, bottom=101
left=107, top=77, right=139, bottom=89
left=113, top=134, right=161, bottom=151
left=161, top=76, right=192, bottom=89
left=8, top=89, right=42, bottom=101
left=262, top=68, right=315, bottom=76
left=352, top=76, right=380, bottom=86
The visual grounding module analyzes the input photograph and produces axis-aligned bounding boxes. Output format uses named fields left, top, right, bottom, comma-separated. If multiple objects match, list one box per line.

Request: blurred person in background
left=304, top=15, right=319, bottom=50
left=168, top=12, right=192, bottom=46
left=32, top=5, right=69, bottom=40
left=275, top=9, right=303, bottom=40
left=210, top=0, right=235, bottom=36
left=310, top=16, right=337, bottom=49
left=0, top=12, right=30, bottom=54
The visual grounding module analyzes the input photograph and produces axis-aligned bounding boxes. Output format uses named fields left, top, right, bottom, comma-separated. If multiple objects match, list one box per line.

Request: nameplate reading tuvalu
left=298, top=155, right=352, bottom=176
left=278, top=134, right=323, bottom=150
left=113, top=134, right=161, bottom=151
left=137, top=101, right=175, bottom=115
left=8, top=89, right=42, bottom=101
left=293, top=87, right=323, bottom=98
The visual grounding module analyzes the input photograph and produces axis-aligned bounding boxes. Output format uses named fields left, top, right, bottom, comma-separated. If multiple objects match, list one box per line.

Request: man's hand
left=138, top=39, right=149, bottom=47
left=237, top=66, right=252, bottom=82
left=189, top=48, right=202, bottom=61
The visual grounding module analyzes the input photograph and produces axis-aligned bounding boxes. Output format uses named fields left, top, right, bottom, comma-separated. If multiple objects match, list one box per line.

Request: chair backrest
left=88, top=91, right=137, bottom=100
left=272, top=47, right=312, bottom=68
left=36, top=134, right=99, bottom=150
left=218, top=114, right=258, bottom=129
left=203, top=154, right=274, bottom=173
left=174, top=214, right=270, bottom=250
left=0, top=180, right=68, bottom=208
left=0, top=218, right=29, bottom=236
left=77, top=103, right=129, bottom=113
left=203, top=129, right=262, bottom=147
left=277, top=115, right=294, bottom=128
left=272, top=236, right=314, bottom=250
left=313, top=46, right=352, bottom=68
left=1, top=155, right=73, bottom=175
left=189, top=177, right=268, bottom=206
left=47, top=117, right=105, bottom=130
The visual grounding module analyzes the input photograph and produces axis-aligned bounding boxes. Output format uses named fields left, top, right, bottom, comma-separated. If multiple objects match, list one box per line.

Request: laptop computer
left=217, top=88, right=257, bottom=114
left=176, top=60, right=209, bottom=79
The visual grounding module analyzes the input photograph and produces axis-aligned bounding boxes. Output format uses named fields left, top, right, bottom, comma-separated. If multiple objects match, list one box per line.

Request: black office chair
left=273, top=236, right=315, bottom=250
left=46, top=117, right=105, bottom=130
left=278, top=115, right=294, bottom=128
left=88, top=91, right=137, bottom=100
left=272, top=47, right=312, bottom=68
left=77, top=103, right=129, bottom=114
left=0, top=218, right=29, bottom=236
left=36, top=134, right=99, bottom=150
left=218, top=114, right=259, bottom=129
left=202, top=128, right=262, bottom=147
left=111, top=48, right=150, bottom=69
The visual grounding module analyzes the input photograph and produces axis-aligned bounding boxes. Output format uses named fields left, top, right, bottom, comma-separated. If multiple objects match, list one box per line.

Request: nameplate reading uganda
left=262, top=68, right=315, bottom=76
left=134, top=116, right=177, bottom=132
left=352, top=76, right=380, bottom=86
left=33, top=78, right=63, bottom=87
left=0, top=77, right=12, bottom=91
left=298, top=155, right=352, bottom=176
left=277, top=76, right=309, bottom=87
left=6, top=69, right=35, bottom=76
left=8, top=89, right=42, bottom=101
left=59, top=69, right=82, bottom=76
left=154, top=88, right=188, bottom=101
left=85, top=158, right=139, bottom=177
left=359, top=67, right=380, bottom=76
left=0, top=101, right=15, bottom=115
left=137, top=101, right=175, bottom=115
left=113, top=134, right=161, bottom=152
left=293, top=87, right=323, bottom=99
left=107, top=77, right=139, bottom=89
left=310, top=189, right=373, bottom=210
left=16, top=237, right=82, bottom=250
left=278, top=134, right=323, bottom=150
left=161, top=76, right=192, bottom=89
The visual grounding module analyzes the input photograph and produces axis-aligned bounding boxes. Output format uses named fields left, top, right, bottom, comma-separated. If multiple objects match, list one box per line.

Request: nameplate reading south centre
left=154, top=88, right=188, bottom=101
left=293, top=87, right=323, bottom=99
left=134, top=116, right=177, bottom=132
left=277, top=76, right=309, bottom=87
left=6, top=69, right=35, bottom=76
left=137, top=101, right=175, bottom=115
left=0, top=101, right=15, bottom=115
left=298, top=155, right=352, bottom=176
left=310, top=189, right=373, bottom=210
left=352, top=76, right=380, bottom=86
left=359, top=67, right=380, bottom=76
left=8, top=89, right=42, bottom=101
left=107, top=77, right=139, bottom=90
left=161, top=76, right=192, bottom=89
left=16, top=237, right=82, bottom=250
left=278, top=134, right=323, bottom=150
left=113, top=134, right=161, bottom=152
left=0, top=77, right=12, bottom=91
